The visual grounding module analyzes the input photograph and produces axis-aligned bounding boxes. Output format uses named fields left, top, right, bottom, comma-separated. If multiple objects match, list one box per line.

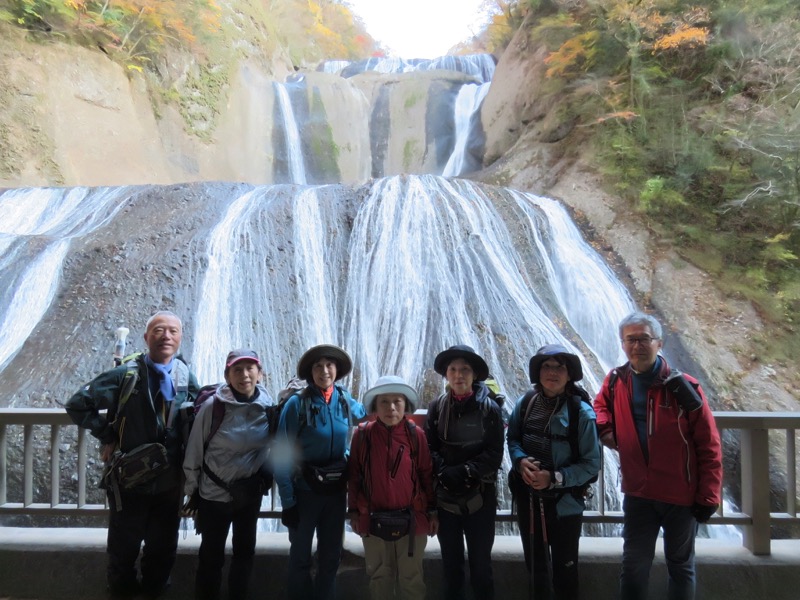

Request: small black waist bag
left=369, top=508, right=415, bottom=556
left=302, top=458, right=349, bottom=495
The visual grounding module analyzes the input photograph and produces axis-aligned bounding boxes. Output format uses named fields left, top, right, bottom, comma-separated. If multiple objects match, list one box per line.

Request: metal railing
left=1, top=408, right=797, bottom=555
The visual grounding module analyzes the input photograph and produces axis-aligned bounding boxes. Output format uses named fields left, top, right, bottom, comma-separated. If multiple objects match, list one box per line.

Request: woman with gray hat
left=273, top=344, right=366, bottom=600
left=347, top=375, right=437, bottom=600
left=424, top=345, right=504, bottom=600
left=506, top=344, right=600, bottom=600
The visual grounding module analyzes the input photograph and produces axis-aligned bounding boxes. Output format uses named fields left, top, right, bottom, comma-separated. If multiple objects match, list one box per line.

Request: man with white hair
left=67, top=311, right=199, bottom=599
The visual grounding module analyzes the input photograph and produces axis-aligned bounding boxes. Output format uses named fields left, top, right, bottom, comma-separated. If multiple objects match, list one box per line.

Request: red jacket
left=593, top=359, right=722, bottom=506
left=347, top=417, right=435, bottom=536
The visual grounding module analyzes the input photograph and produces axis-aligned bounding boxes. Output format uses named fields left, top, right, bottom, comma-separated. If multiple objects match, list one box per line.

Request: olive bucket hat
left=363, top=375, right=419, bottom=413
left=296, top=344, right=353, bottom=382
left=528, top=344, right=583, bottom=384
left=433, top=344, right=490, bottom=382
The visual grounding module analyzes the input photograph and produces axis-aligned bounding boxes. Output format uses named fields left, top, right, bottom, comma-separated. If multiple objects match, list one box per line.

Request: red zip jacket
left=347, top=418, right=435, bottom=536
left=593, top=359, right=722, bottom=506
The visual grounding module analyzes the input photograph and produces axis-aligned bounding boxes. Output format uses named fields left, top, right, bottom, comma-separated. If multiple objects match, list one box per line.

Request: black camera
left=663, top=370, right=703, bottom=412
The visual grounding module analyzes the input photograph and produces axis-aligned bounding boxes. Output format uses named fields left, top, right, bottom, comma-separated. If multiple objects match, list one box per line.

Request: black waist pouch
left=302, top=458, right=348, bottom=495
left=369, top=509, right=412, bottom=541
left=228, top=474, right=267, bottom=510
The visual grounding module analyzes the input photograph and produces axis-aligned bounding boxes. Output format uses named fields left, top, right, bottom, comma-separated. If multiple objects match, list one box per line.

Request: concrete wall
left=1, top=528, right=799, bottom=600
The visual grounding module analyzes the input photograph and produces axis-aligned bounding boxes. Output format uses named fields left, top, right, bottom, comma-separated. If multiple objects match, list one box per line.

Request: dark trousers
left=287, top=489, right=347, bottom=600
left=195, top=496, right=261, bottom=600
left=620, top=495, right=698, bottom=600
left=106, top=486, right=181, bottom=597
left=517, top=491, right=582, bottom=600
left=437, top=492, right=497, bottom=600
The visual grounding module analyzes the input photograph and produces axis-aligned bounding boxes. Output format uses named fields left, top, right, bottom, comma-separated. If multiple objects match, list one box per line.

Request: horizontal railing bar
left=713, top=413, right=800, bottom=429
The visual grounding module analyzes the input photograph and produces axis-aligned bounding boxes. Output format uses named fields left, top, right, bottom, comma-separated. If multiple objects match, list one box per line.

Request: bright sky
left=346, top=0, right=492, bottom=59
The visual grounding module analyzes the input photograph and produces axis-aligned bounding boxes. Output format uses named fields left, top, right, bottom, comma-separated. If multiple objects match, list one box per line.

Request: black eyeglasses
left=622, top=336, right=659, bottom=346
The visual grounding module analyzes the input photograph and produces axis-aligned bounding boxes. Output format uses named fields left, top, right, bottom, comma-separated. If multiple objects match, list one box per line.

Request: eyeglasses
left=622, top=336, right=659, bottom=346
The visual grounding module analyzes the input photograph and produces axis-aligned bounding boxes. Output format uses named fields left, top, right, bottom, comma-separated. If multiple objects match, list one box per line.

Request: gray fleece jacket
left=183, top=383, right=273, bottom=503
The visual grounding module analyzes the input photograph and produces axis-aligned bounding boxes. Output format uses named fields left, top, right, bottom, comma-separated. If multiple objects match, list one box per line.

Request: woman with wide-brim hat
left=273, top=344, right=366, bottom=600
left=506, top=344, right=600, bottom=600
left=423, top=344, right=504, bottom=600
left=347, top=375, right=438, bottom=599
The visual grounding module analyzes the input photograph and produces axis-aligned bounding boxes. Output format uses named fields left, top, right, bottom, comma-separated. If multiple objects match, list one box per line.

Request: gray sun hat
left=433, top=344, right=490, bottom=382
left=363, top=375, right=418, bottom=413
left=296, top=344, right=353, bottom=382
left=528, top=344, right=583, bottom=384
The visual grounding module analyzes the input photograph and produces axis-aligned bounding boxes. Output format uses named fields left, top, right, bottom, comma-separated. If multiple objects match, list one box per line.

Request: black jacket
left=424, top=382, right=504, bottom=487
left=66, top=354, right=199, bottom=493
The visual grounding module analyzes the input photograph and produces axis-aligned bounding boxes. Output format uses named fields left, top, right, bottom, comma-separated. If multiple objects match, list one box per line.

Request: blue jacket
left=274, top=385, right=365, bottom=508
left=506, top=390, right=600, bottom=517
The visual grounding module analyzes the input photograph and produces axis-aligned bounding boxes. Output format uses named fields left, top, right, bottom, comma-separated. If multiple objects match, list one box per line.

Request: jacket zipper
left=390, top=445, right=405, bottom=479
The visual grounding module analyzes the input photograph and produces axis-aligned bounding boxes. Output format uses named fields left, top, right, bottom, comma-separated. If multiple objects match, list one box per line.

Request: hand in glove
left=691, top=503, right=718, bottom=523
left=438, top=465, right=468, bottom=491
left=181, top=492, right=199, bottom=518
left=281, top=505, right=300, bottom=530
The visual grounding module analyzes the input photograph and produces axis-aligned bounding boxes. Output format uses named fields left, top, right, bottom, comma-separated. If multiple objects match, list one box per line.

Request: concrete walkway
left=1, top=527, right=799, bottom=599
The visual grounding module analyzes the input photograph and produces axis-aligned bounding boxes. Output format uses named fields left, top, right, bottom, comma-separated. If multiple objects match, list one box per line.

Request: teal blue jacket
left=506, top=390, right=600, bottom=517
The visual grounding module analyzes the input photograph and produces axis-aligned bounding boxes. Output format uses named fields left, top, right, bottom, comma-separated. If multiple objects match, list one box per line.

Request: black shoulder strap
left=203, top=397, right=226, bottom=451
left=567, top=394, right=581, bottom=464
left=405, top=419, right=419, bottom=459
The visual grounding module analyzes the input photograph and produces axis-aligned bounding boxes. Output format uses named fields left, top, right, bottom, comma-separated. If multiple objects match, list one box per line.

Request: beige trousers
left=362, top=533, right=428, bottom=600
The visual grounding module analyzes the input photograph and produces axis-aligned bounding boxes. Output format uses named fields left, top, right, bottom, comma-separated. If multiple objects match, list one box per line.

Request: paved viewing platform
left=1, top=527, right=799, bottom=599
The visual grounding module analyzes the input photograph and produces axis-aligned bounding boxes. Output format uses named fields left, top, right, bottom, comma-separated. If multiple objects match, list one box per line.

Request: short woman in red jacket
left=347, top=375, right=438, bottom=600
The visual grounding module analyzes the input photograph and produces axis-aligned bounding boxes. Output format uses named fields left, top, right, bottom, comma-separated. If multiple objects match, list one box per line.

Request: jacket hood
left=215, top=383, right=272, bottom=408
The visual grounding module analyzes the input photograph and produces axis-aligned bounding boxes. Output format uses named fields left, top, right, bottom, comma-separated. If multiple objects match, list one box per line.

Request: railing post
left=0, top=424, right=6, bottom=504
left=787, top=429, right=796, bottom=517
left=740, top=428, right=771, bottom=555
left=51, top=424, right=61, bottom=507
left=24, top=423, right=34, bottom=506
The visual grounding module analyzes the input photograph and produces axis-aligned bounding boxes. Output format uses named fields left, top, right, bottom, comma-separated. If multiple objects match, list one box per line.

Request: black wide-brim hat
left=297, top=344, right=352, bottom=382
left=433, top=345, right=490, bottom=382
left=529, top=344, right=583, bottom=384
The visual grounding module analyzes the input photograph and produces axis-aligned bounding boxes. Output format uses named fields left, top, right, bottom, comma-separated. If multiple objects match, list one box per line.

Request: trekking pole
left=113, top=326, right=129, bottom=367
left=529, top=488, right=536, bottom=599
left=539, top=495, right=554, bottom=591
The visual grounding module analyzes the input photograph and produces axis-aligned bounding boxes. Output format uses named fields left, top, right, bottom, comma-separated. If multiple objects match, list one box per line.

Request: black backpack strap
left=520, top=389, right=536, bottom=425
left=567, top=394, right=581, bottom=464
left=201, top=397, right=229, bottom=489
left=203, top=397, right=226, bottom=451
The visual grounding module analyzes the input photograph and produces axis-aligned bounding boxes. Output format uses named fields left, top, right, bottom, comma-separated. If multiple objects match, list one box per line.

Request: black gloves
left=439, top=464, right=478, bottom=492
left=691, top=503, right=718, bottom=523
left=438, top=465, right=465, bottom=491
left=282, top=505, right=300, bottom=530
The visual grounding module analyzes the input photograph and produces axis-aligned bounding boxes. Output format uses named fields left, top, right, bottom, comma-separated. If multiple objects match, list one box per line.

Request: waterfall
left=321, top=54, right=495, bottom=83
left=273, top=83, right=307, bottom=184
left=441, top=82, right=491, bottom=177
left=0, top=187, right=134, bottom=375
left=0, top=50, right=732, bottom=538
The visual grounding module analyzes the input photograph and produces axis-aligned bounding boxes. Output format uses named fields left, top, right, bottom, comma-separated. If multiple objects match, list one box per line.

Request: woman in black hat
left=272, top=344, right=366, bottom=600
left=506, top=344, right=600, bottom=600
left=424, top=344, right=504, bottom=600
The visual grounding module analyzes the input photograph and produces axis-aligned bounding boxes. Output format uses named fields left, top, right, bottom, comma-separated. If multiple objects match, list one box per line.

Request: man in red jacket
left=593, top=312, right=722, bottom=600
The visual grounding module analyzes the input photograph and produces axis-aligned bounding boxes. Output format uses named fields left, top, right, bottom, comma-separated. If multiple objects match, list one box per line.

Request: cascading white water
left=321, top=54, right=495, bottom=83
left=273, top=83, right=307, bottom=184
left=441, top=82, right=492, bottom=177
left=0, top=49, right=739, bottom=539
left=0, top=187, right=133, bottom=375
